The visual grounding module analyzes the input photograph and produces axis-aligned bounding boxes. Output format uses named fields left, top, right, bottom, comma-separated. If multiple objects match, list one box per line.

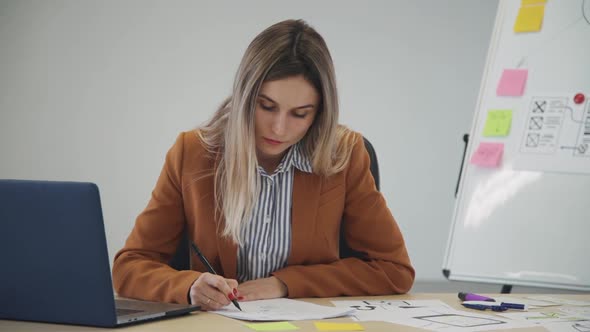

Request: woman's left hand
left=237, top=276, right=288, bottom=301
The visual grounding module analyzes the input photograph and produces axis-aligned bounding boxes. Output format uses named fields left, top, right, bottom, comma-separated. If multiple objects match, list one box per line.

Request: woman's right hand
left=188, top=272, right=240, bottom=311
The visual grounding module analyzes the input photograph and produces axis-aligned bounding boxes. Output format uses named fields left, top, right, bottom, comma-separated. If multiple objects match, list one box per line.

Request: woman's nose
left=271, top=113, right=287, bottom=135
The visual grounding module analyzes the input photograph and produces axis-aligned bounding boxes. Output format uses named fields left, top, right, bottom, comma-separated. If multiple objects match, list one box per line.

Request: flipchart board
left=443, top=0, right=590, bottom=291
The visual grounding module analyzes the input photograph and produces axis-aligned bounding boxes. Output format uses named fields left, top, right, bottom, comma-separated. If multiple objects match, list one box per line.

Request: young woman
left=113, top=19, right=414, bottom=311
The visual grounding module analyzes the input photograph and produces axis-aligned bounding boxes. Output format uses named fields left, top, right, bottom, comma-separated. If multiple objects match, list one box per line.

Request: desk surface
left=1, top=293, right=588, bottom=332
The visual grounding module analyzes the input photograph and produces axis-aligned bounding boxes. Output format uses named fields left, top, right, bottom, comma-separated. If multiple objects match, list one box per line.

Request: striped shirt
left=236, top=144, right=313, bottom=282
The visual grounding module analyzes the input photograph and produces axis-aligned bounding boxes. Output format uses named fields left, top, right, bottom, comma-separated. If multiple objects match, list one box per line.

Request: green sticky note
left=314, top=322, right=365, bottom=331
left=483, top=110, right=512, bottom=137
left=245, top=321, right=299, bottom=331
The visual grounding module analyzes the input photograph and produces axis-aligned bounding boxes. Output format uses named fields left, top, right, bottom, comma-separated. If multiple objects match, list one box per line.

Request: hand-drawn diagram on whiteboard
left=514, top=94, right=590, bottom=174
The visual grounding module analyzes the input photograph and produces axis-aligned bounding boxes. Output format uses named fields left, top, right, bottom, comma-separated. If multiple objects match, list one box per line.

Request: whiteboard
left=443, top=0, right=590, bottom=291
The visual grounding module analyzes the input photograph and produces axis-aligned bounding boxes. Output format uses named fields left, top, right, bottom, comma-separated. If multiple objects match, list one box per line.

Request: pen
left=458, top=292, right=495, bottom=302
left=462, top=301, right=525, bottom=311
left=190, top=241, right=242, bottom=311
left=500, top=302, right=526, bottom=310
left=462, top=303, right=507, bottom=312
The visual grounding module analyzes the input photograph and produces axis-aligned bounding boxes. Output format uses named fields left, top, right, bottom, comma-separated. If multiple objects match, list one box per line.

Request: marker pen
left=458, top=292, right=495, bottom=302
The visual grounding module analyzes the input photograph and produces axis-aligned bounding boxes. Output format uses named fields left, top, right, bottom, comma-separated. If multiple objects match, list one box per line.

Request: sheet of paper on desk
left=211, top=298, right=354, bottom=321
left=540, top=320, right=590, bottom=332
left=498, top=311, right=590, bottom=332
left=331, top=299, right=453, bottom=312
left=525, top=296, right=590, bottom=307
left=498, top=311, right=588, bottom=324
left=560, top=306, right=590, bottom=319
left=492, top=296, right=559, bottom=309
left=331, top=300, right=535, bottom=331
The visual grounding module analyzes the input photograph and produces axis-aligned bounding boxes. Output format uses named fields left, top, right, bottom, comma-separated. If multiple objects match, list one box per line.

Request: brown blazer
left=112, top=130, right=414, bottom=304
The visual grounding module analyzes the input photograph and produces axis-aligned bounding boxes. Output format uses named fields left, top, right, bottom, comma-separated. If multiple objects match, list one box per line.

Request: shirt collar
left=257, top=143, right=313, bottom=176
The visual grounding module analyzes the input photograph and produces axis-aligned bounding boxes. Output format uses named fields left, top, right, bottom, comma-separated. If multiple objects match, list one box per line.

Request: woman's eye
left=260, top=104, right=274, bottom=111
left=293, top=112, right=307, bottom=118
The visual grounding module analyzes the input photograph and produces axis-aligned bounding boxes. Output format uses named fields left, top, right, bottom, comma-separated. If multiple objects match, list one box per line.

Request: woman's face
left=254, top=75, right=319, bottom=165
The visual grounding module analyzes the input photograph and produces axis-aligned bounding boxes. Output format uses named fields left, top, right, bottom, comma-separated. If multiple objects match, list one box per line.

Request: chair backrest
left=168, top=136, right=380, bottom=270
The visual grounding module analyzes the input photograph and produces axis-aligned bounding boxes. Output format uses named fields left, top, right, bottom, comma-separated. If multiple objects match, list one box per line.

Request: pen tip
left=233, top=300, right=242, bottom=311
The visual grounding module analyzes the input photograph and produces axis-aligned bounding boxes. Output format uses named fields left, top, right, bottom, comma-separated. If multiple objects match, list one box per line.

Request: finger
left=194, top=292, right=223, bottom=311
left=190, top=275, right=231, bottom=308
left=192, top=282, right=227, bottom=311
left=226, top=279, right=239, bottom=297
left=201, top=285, right=231, bottom=307
left=203, top=274, right=236, bottom=303
left=189, top=286, right=209, bottom=310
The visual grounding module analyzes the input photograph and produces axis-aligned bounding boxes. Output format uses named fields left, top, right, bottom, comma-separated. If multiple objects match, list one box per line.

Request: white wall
left=0, top=0, right=498, bottom=282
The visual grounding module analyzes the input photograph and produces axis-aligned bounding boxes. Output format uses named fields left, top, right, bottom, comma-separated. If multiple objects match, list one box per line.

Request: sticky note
left=314, top=322, right=365, bottom=331
left=497, top=69, right=528, bottom=96
left=470, top=142, right=504, bottom=168
left=245, top=322, right=299, bottom=331
left=521, top=0, right=546, bottom=5
left=484, top=110, right=513, bottom=137
left=514, top=4, right=545, bottom=32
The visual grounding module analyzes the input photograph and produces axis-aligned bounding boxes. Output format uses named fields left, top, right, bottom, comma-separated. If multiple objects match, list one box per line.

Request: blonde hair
left=198, top=19, right=357, bottom=245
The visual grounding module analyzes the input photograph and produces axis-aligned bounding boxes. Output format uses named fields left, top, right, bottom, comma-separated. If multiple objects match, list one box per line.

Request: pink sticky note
left=470, top=142, right=504, bottom=168
left=496, top=69, right=528, bottom=96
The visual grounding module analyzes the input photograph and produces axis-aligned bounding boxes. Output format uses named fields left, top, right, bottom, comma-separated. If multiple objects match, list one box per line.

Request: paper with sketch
left=332, top=299, right=453, bottom=311
left=542, top=320, right=590, bottom=332
left=499, top=311, right=588, bottom=324
left=525, top=296, right=590, bottom=307
left=211, top=298, right=354, bottom=321
left=493, top=296, right=561, bottom=309
left=498, top=311, right=590, bottom=332
left=560, top=306, right=590, bottom=319
left=331, top=300, right=535, bottom=331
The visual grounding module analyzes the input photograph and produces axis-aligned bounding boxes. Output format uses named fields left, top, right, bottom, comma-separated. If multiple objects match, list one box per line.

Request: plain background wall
left=0, top=0, right=498, bottom=283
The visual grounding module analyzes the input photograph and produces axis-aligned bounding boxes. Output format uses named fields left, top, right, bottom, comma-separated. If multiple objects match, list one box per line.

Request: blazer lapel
left=217, top=232, right=237, bottom=279
left=189, top=173, right=238, bottom=280
left=288, top=169, right=321, bottom=265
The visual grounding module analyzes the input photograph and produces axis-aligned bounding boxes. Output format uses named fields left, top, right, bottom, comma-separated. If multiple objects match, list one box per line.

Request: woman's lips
left=263, top=137, right=283, bottom=145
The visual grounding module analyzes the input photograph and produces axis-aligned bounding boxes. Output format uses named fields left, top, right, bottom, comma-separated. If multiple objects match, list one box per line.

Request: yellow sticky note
left=245, top=322, right=299, bottom=331
left=522, top=0, right=546, bottom=5
left=514, top=5, right=545, bottom=32
left=314, top=322, right=365, bottom=331
left=483, top=110, right=512, bottom=137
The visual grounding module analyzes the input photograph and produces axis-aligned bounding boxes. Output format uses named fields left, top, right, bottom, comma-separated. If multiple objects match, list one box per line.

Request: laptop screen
left=0, top=180, right=118, bottom=327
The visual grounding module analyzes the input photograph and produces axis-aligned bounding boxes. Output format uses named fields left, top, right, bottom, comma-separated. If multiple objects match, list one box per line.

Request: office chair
left=168, top=136, right=380, bottom=271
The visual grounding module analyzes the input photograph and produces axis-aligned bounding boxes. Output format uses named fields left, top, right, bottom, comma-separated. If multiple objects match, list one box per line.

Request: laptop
left=0, top=179, right=200, bottom=327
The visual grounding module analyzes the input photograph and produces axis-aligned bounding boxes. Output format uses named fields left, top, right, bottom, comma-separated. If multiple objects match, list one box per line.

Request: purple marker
left=458, top=292, right=495, bottom=302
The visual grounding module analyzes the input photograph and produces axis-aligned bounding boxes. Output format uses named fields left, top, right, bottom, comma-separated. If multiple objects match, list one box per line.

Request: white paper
left=331, top=299, right=535, bottom=331
left=210, top=298, right=354, bottom=321
left=542, top=320, right=590, bottom=332
left=526, top=296, right=590, bottom=307
left=514, top=95, right=590, bottom=174
left=560, top=306, right=590, bottom=319
left=493, top=296, right=559, bottom=308
left=499, top=311, right=590, bottom=332
left=499, top=311, right=587, bottom=324
left=332, top=299, right=453, bottom=311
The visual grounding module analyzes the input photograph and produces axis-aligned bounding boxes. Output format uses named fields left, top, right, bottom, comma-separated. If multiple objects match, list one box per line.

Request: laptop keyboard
left=116, top=308, right=144, bottom=316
